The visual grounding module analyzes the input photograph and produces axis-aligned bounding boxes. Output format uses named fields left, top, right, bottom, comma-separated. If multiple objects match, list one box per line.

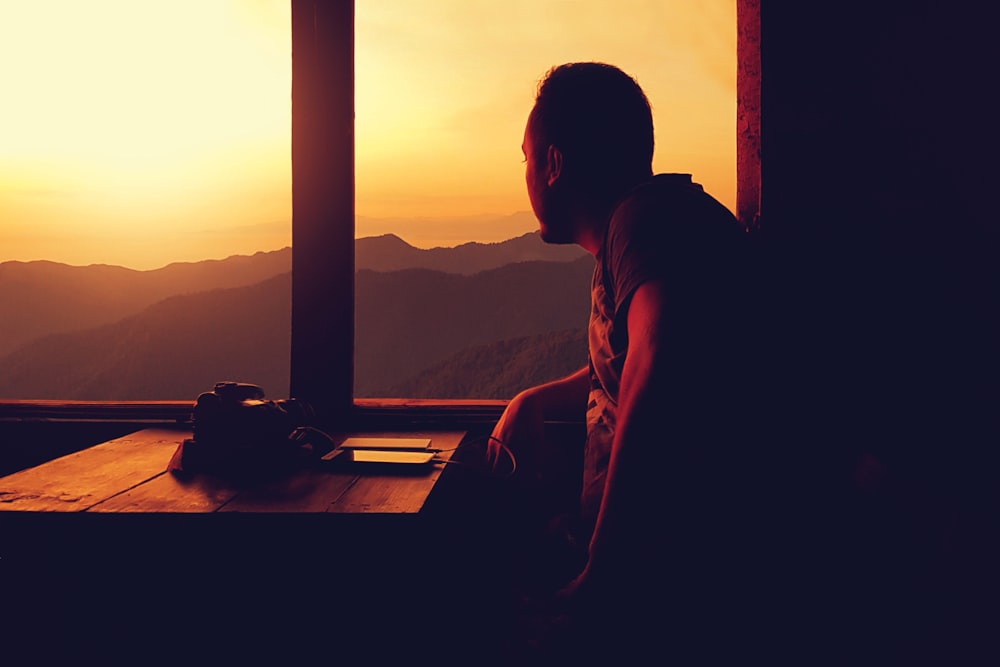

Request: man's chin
left=539, top=226, right=573, bottom=245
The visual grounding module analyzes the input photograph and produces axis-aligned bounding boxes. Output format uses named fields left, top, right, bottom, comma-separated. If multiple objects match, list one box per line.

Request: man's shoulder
left=610, top=173, right=739, bottom=241
left=603, top=173, right=746, bottom=291
left=644, top=172, right=702, bottom=192
left=622, top=173, right=731, bottom=215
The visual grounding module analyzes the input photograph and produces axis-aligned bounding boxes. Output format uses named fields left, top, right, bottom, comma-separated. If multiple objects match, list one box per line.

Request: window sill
left=0, top=398, right=511, bottom=429
left=0, top=400, right=193, bottom=424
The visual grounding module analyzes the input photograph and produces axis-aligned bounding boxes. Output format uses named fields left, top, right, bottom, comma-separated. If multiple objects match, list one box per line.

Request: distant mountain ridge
left=355, top=256, right=593, bottom=395
left=0, top=274, right=293, bottom=401
left=0, top=249, right=292, bottom=358
left=0, top=233, right=594, bottom=400
left=0, top=231, right=584, bottom=358
left=355, top=210, right=540, bottom=246
left=0, top=257, right=594, bottom=400
left=356, top=231, right=587, bottom=275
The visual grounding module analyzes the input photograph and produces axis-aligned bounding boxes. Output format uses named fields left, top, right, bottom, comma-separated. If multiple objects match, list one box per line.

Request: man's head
left=524, top=62, right=654, bottom=245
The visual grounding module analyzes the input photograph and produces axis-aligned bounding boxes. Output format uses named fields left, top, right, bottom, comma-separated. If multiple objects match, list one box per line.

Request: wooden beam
left=737, top=0, right=760, bottom=232
left=290, top=0, right=355, bottom=424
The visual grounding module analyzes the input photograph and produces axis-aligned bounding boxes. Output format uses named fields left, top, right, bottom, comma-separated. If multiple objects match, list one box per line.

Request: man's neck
left=574, top=173, right=651, bottom=256
left=575, top=211, right=612, bottom=256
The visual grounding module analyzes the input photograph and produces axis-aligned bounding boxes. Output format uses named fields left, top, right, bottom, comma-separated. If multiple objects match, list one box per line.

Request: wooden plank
left=219, top=467, right=359, bottom=513
left=88, top=470, right=242, bottom=513
left=0, top=427, right=185, bottom=512
left=325, top=468, right=445, bottom=514
left=327, top=431, right=463, bottom=514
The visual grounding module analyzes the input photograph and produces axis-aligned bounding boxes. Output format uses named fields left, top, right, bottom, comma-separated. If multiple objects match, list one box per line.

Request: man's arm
left=489, top=366, right=590, bottom=476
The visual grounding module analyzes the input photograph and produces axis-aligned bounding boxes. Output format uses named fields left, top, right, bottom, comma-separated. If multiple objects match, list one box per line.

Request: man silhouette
left=488, top=62, right=755, bottom=660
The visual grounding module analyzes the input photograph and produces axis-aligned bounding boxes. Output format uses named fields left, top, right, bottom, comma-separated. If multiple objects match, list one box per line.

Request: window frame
left=0, top=0, right=756, bottom=431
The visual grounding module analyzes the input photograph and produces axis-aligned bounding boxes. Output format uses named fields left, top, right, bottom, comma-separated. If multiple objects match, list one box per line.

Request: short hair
left=530, top=62, right=654, bottom=194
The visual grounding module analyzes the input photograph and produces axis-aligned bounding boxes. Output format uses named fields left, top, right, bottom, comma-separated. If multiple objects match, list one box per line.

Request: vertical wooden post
left=290, top=0, right=354, bottom=425
left=736, top=0, right=761, bottom=232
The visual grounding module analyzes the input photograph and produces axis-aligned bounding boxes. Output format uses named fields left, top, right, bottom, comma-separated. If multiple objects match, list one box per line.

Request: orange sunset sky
left=0, top=0, right=735, bottom=270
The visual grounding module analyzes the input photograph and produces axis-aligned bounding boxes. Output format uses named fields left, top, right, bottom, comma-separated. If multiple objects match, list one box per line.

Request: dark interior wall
left=761, top=1, right=998, bottom=242
left=757, top=1, right=999, bottom=659
left=759, top=0, right=998, bottom=467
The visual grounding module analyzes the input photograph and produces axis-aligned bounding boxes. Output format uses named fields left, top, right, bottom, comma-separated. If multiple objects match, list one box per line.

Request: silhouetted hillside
left=355, top=256, right=594, bottom=396
left=0, top=255, right=595, bottom=400
left=0, top=274, right=292, bottom=400
left=0, top=231, right=582, bottom=359
left=378, top=328, right=588, bottom=399
left=0, top=249, right=292, bottom=357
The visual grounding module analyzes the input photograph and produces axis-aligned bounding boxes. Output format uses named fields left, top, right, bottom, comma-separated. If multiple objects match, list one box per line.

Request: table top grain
left=0, top=427, right=465, bottom=514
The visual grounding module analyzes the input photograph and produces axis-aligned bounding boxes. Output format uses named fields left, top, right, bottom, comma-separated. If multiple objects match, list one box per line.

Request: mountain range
left=0, top=232, right=592, bottom=400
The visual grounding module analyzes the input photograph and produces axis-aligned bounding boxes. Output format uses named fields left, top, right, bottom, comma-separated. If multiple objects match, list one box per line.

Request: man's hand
left=489, top=389, right=545, bottom=476
left=488, top=367, right=589, bottom=478
left=553, top=563, right=613, bottom=616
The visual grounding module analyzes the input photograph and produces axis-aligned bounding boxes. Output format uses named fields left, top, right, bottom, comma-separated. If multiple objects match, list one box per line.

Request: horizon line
left=0, top=229, right=550, bottom=272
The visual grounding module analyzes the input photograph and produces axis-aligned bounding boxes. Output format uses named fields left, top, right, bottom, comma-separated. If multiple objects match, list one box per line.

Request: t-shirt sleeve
left=604, top=192, right=668, bottom=323
left=605, top=183, right=740, bottom=326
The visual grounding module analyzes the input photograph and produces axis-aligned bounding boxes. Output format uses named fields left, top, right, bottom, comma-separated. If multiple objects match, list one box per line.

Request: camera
left=192, top=381, right=315, bottom=450
left=170, top=382, right=324, bottom=477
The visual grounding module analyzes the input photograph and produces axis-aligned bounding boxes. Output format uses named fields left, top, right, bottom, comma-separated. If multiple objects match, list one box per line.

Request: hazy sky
left=0, top=0, right=735, bottom=269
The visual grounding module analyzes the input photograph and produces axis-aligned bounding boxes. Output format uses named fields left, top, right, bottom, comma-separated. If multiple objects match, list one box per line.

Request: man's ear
left=546, top=145, right=563, bottom=187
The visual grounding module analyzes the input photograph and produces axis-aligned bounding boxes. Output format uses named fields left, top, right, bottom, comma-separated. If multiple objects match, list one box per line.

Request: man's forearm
left=489, top=366, right=589, bottom=473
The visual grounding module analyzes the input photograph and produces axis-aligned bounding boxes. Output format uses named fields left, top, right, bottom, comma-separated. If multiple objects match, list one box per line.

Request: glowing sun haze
left=0, top=0, right=735, bottom=270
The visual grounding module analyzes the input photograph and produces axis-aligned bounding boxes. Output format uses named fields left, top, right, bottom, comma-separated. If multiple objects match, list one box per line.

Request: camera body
left=192, top=381, right=314, bottom=451
left=172, top=382, right=321, bottom=477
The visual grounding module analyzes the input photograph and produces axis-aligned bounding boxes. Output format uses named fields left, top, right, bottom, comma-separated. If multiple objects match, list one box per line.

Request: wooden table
left=0, top=426, right=465, bottom=514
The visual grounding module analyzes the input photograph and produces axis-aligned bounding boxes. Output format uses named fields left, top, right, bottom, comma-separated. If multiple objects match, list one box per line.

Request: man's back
left=586, top=173, right=752, bottom=497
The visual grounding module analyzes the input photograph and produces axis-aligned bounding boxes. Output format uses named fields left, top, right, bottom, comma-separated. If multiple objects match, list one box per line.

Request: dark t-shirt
left=582, top=173, right=745, bottom=526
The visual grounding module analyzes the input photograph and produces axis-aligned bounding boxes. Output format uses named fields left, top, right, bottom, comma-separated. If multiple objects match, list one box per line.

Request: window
left=1, top=0, right=745, bottom=426
left=0, top=1, right=292, bottom=410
